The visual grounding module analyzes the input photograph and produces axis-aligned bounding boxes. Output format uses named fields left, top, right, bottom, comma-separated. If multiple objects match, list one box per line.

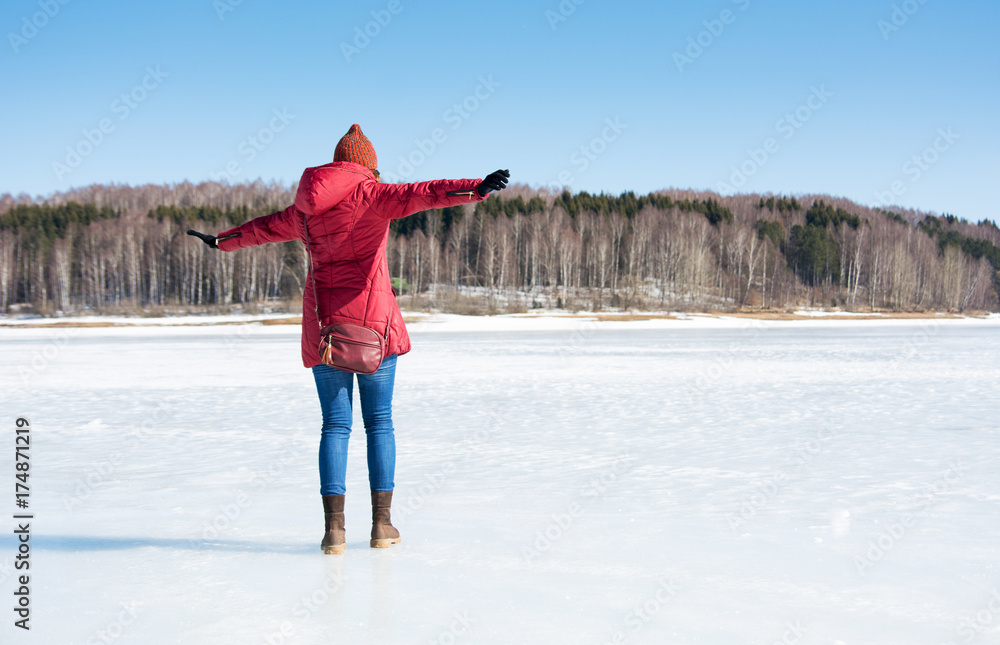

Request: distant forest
left=1, top=181, right=998, bottom=315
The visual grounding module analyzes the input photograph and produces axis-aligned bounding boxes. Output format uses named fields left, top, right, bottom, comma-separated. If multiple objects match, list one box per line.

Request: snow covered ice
left=1, top=315, right=999, bottom=644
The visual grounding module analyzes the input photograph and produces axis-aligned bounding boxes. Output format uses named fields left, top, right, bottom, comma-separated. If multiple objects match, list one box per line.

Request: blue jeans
left=312, top=354, right=397, bottom=496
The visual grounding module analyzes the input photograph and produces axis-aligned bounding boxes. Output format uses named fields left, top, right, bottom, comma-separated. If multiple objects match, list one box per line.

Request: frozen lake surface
left=1, top=317, right=999, bottom=644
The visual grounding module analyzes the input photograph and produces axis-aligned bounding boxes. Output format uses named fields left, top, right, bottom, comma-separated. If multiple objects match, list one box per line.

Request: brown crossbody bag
left=302, top=212, right=386, bottom=375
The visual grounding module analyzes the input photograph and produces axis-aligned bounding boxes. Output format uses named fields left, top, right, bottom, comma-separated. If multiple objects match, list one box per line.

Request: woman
left=188, top=124, right=509, bottom=554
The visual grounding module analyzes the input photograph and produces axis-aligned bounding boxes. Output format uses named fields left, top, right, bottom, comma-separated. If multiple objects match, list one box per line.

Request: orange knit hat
left=333, top=124, right=378, bottom=170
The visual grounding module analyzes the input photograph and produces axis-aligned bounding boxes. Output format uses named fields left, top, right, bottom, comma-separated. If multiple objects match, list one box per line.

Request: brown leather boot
left=370, top=490, right=401, bottom=548
left=321, top=494, right=346, bottom=555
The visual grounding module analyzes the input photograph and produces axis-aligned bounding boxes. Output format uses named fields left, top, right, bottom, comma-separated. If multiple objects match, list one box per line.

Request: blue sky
left=2, top=0, right=997, bottom=221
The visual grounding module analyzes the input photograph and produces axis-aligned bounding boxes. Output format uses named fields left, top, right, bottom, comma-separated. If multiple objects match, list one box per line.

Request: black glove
left=477, top=169, right=510, bottom=197
left=187, top=230, right=218, bottom=248
left=186, top=230, right=241, bottom=249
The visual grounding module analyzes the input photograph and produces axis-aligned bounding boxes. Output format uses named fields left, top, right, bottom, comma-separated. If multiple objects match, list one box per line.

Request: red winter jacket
left=217, top=161, right=486, bottom=368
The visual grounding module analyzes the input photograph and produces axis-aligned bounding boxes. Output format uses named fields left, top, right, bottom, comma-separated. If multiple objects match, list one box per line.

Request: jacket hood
left=294, top=161, right=376, bottom=216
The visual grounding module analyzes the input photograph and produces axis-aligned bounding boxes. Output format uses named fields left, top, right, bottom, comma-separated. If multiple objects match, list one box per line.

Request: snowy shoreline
left=0, top=310, right=997, bottom=337
left=1, top=309, right=998, bottom=325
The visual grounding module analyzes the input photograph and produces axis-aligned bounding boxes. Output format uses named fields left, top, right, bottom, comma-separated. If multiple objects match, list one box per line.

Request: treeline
left=387, top=190, right=998, bottom=312
left=0, top=183, right=300, bottom=313
left=0, top=180, right=998, bottom=315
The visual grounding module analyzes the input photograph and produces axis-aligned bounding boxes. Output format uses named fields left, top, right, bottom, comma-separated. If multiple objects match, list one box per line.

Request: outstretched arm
left=187, top=205, right=303, bottom=252
left=369, top=169, right=510, bottom=220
